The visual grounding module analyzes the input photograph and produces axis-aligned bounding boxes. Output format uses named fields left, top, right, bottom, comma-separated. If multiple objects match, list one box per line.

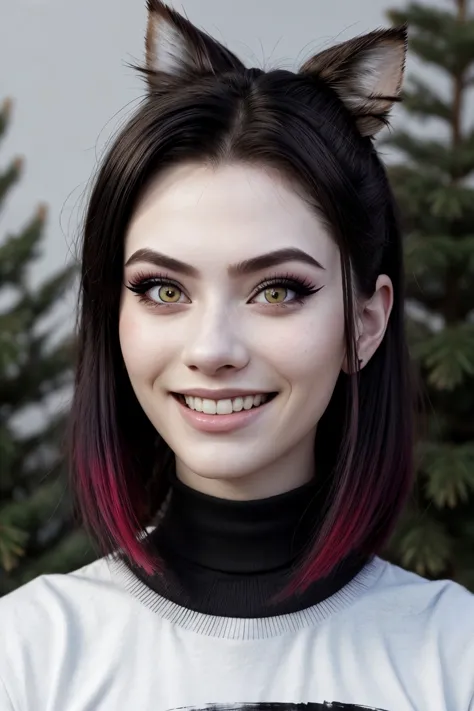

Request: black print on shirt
left=172, top=703, right=388, bottom=711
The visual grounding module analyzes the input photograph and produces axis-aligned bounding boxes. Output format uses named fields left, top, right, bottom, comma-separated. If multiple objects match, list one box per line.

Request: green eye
left=263, top=287, right=288, bottom=304
left=158, top=284, right=182, bottom=303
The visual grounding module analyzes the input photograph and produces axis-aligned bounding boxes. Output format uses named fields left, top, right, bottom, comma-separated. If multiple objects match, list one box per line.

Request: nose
left=182, top=304, right=250, bottom=376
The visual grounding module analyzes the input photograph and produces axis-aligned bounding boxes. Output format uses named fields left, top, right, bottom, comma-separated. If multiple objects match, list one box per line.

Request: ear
left=144, top=0, right=245, bottom=88
left=342, top=275, right=394, bottom=374
left=299, top=25, right=407, bottom=137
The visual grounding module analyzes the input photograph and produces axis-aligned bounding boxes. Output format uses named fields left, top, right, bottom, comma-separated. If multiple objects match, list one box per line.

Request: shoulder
left=0, top=556, right=123, bottom=646
left=374, top=557, right=474, bottom=613
left=368, top=558, right=474, bottom=660
left=370, top=557, right=474, bottom=613
left=347, top=559, right=474, bottom=706
left=0, top=556, right=113, bottom=612
left=0, top=556, right=137, bottom=709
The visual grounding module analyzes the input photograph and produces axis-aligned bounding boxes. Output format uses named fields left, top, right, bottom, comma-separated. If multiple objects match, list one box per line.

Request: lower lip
left=172, top=394, right=275, bottom=433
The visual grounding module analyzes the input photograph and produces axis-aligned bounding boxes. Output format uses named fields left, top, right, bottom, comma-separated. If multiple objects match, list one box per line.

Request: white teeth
left=182, top=393, right=271, bottom=415
left=216, top=399, right=233, bottom=415
left=202, top=399, right=217, bottom=415
left=232, top=397, right=243, bottom=412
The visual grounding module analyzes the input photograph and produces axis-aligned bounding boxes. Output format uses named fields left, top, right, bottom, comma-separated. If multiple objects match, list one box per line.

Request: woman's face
left=119, top=162, right=346, bottom=500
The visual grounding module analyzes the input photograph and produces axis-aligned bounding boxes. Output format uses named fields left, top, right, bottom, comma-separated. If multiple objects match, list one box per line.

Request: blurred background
left=0, top=0, right=473, bottom=595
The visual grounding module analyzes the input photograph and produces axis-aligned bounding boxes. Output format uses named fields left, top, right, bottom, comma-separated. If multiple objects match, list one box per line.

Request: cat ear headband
left=143, top=0, right=407, bottom=138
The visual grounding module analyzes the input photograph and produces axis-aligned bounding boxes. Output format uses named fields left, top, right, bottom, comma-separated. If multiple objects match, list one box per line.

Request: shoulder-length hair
left=69, top=1, right=413, bottom=593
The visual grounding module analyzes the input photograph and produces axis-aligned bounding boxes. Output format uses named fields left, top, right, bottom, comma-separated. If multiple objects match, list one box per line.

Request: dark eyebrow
left=124, top=247, right=325, bottom=276
left=230, top=248, right=325, bottom=275
left=124, top=248, right=199, bottom=276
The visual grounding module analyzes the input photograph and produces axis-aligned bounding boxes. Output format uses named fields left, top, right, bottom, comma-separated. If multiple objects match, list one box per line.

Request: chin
left=179, top=454, right=266, bottom=481
left=174, top=445, right=279, bottom=487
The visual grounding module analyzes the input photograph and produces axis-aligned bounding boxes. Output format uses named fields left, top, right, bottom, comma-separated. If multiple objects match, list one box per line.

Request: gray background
left=0, top=0, right=450, bottom=286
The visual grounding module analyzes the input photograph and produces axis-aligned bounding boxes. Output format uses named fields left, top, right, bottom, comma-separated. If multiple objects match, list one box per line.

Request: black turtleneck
left=123, top=472, right=368, bottom=618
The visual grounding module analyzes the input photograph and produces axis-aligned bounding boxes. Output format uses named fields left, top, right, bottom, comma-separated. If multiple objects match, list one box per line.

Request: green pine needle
left=420, top=442, right=474, bottom=508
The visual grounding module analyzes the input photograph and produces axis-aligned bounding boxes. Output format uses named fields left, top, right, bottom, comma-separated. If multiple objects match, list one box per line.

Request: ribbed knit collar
left=121, top=471, right=369, bottom=618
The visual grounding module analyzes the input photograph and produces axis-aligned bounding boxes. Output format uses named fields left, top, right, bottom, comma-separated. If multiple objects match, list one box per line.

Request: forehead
left=125, top=162, right=337, bottom=268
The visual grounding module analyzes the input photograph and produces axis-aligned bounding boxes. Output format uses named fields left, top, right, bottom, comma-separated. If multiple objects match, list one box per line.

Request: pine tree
left=384, top=0, right=474, bottom=589
left=0, top=98, right=95, bottom=596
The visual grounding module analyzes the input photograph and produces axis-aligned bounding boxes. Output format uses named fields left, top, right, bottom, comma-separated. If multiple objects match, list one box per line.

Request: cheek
left=118, top=301, right=167, bottom=383
left=254, top=297, right=346, bottom=385
left=272, top=331, right=345, bottom=396
left=267, top=309, right=345, bottom=432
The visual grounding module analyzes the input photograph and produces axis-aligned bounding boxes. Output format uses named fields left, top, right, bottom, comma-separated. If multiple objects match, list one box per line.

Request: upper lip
left=172, top=388, right=275, bottom=400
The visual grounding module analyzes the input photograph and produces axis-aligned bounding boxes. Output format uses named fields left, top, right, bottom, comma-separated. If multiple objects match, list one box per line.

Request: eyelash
left=125, top=270, right=322, bottom=309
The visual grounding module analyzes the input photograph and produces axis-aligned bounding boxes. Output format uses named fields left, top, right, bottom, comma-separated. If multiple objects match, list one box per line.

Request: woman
left=1, top=2, right=473, bottom=709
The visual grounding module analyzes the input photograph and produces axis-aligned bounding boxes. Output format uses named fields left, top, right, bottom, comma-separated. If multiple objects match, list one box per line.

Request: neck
left=126, top=469, right=368, bottom=617
left=158, top=470, right=321, bottom=573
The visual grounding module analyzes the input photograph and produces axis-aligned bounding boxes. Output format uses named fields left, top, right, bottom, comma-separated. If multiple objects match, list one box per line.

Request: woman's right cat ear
left=144, top=0, right=245, bottom=89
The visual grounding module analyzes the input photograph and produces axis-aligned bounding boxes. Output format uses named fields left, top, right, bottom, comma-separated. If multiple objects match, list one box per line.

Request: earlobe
left=341, top=275, right=393, bottom=374
left=357, top=275, right=394, bottom=367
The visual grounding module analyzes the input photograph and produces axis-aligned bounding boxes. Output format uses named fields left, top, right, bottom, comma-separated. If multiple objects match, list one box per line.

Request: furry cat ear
left=144, top=0, right=245, bottom=89
left=299, top=25, right=408, bottom=137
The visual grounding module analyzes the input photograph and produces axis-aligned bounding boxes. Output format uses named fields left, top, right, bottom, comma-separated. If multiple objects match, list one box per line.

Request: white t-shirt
left=0, top=554, right=473, bottom=711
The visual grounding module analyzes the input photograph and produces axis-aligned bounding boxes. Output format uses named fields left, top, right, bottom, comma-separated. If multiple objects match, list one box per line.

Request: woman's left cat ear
left=299, top=25, right=408, bottom=137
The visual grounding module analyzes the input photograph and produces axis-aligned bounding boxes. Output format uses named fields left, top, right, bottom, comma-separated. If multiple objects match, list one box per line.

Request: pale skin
left=119, top=162, right=393, bottom=501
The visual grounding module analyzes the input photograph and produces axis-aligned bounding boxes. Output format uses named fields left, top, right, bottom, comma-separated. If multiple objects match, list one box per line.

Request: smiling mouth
left=172, top=392, right=278, bottom=415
